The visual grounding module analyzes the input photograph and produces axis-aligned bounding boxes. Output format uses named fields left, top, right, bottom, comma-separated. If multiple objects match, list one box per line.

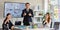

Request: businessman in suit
left=21, top=3, right=34, bottom=26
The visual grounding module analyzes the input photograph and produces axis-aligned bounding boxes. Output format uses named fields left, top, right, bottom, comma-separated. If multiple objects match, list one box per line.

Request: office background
left=0, top=0, right=45, bottom=28
left=0, top=0, right=60, bottom=28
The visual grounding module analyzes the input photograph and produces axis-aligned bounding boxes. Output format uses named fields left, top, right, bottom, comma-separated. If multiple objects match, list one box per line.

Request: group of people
left=2, top=2, right=51, bottom=30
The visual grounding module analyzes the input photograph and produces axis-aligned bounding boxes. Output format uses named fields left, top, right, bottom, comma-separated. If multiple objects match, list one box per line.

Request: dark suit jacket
left=21, top=9, right=34, bottom=26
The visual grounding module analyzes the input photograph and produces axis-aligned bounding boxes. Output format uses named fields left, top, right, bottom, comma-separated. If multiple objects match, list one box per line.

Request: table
left=14, top=25, right=54, bottom=30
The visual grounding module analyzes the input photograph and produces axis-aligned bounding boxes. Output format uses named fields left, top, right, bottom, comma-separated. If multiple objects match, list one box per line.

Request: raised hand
left=29, top=13, right=32, bottom=16
left=23, top=13, right=26, bottom=16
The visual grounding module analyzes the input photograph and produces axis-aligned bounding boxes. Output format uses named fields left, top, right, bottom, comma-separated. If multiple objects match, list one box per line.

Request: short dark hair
left=25, top=3, right=30, bottom=5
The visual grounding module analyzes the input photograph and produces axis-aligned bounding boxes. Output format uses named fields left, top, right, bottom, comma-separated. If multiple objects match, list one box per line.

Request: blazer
left=21, top=9, right=34, bottom=26
left=2, top=20, right=13, bottom=30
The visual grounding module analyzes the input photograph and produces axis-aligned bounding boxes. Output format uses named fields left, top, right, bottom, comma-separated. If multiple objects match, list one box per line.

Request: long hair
left=46, top=13, right=50, bottom=23
left=4, top=13, right=11, bottom=23
left=2, top=13, right=11, bottom=30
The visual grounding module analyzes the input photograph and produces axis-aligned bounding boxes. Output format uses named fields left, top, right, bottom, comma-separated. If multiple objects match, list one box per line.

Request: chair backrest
left=15, top=21, right=21, bottom=25
left=53, top=22, right=59, bottom=30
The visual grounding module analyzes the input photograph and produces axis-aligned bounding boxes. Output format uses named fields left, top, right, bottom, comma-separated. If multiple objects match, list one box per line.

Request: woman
left=2, top=13, right=14, bottom=30
left=45, top=13, right=50, bottom=24
left=43, top=13, right=51, bottom=27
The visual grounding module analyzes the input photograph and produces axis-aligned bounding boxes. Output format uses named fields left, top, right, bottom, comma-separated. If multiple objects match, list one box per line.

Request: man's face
left=25, top=4, right=30, bottom=9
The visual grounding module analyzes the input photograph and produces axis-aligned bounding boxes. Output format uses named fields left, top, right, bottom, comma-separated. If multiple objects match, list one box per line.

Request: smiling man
left=21, top=3, right=34, bottom=26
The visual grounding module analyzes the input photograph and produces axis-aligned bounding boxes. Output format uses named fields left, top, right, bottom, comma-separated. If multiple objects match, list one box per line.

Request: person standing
left=21, top=3, right=34, bottom=26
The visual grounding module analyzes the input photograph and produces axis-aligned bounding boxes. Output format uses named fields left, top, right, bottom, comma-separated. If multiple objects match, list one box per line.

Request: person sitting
left=2, top=13, right=14, bottom=30
left=42, top=12, right=51, bottom=27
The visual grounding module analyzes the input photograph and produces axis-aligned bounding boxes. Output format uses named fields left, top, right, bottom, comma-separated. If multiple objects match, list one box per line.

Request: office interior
left=0, top=0, right=60, bottom=30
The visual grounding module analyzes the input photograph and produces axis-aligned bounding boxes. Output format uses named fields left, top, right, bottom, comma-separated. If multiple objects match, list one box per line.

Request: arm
left=10, top=21, right=13, bottom=26
left=21, top=10, right=24, bottom=17
left=31, top=10, right=34, bottom=17
left=10, top=21, right=14, bottom=30
left=21, top=10, right=26, bottom=17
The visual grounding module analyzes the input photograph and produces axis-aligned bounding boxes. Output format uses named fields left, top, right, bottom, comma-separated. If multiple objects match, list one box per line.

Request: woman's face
left=46, top=14, right=49, bottom=18
left=7, top=15, right=11, bottom=19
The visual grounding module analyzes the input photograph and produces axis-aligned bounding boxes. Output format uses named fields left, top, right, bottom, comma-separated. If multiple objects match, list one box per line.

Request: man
left=21, top=3, right=34, bottom=26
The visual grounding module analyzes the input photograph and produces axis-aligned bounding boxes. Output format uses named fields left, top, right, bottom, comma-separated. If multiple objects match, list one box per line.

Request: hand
left=29, top=13, right=32, bottom=16
left=23, top=13, right=26, bottom=16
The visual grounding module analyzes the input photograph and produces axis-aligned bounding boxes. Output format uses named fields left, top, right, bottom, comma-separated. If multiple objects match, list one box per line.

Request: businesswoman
left=43, top=13, right=51, bottom=27
left=45, top=13, right=50, bottom=24
left=2, top=13, right=14, bottom=30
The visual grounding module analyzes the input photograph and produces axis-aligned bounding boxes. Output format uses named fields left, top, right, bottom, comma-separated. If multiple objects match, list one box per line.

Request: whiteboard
left=4, top=2, right=25, bottom=18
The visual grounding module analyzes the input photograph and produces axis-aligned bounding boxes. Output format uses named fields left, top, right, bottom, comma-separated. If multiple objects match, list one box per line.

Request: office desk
left=14, top=25, right=54, bottom=30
